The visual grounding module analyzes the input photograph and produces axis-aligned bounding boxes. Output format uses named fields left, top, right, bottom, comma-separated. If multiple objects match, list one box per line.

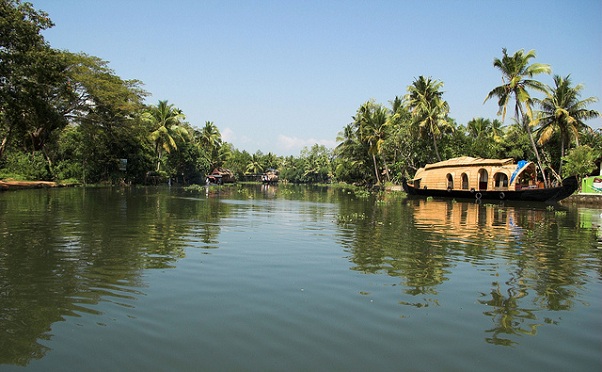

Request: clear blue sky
left=32, top=0, right=602, bottom=156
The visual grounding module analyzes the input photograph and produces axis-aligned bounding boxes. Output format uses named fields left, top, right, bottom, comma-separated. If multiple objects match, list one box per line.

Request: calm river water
left=1, top=185, right=600, bottom=371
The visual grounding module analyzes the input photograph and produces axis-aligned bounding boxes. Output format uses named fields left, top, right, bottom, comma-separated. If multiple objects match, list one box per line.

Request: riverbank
left=560, top=193, right=602, bottom=207
left=0, top=180, right=76, bottom=191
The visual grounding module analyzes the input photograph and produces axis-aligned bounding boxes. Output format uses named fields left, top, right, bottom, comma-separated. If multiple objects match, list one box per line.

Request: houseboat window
left=446, top=174, right=453, bottom=189
left=478, top=169, right=488, bottom=190
left=494, top=172, right=508, bottom=188
left=461, top=173, right=469, bottom=190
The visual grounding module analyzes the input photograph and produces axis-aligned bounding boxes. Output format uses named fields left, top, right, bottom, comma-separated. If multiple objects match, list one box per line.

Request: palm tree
left=335, top=123, right=361, bottom=159
left=357, top=101, right=390, bottom=184
left=467, top=117, right=491, bottom=139
left=484, top=48, right=551, bottom=183
left=217, top=142, right=233, bottom=168
left=534, top=75, right=600, bottom=178
left=335, top=123, right=368, bottom=183
left=405, top=76, right=451, bottom=162
left=196, top=121, right=222, bottom=168
left=142, top=100, right=187, bottom=172
left=263, top=152, right=279, bottom=169
left=245, top=153, right=264, bottom=174
left=465, top=118, right=506, bottom=159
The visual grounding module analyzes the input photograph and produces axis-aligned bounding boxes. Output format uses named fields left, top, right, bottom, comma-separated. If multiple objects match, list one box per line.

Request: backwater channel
left=1, top=184, right=601, bottom=371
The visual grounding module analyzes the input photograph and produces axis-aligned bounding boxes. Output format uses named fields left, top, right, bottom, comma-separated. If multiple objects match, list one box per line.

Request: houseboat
left=261, top=169, right=279, bottom=184
left=402, top=156, right=578, bottom=203
left=205, top=168, right=236, bottom=185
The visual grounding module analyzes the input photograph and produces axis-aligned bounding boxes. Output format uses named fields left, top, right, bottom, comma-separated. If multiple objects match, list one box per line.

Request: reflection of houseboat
left=403, top=157, right=577, bottom=202
left=205, top=168, right=236, bottom=184
left=261, top=169, right=279, bottom=184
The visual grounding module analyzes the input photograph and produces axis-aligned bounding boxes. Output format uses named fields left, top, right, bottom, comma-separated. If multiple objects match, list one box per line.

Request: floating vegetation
left=336, top=212, right=367, bottom=224
left=354, top=190, right=371, bottom=198
left=183, top=184, right=205, bottom=193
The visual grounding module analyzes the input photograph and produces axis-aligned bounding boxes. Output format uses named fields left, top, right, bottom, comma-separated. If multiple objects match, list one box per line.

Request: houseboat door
left=478, top=169, right=488, bottom=190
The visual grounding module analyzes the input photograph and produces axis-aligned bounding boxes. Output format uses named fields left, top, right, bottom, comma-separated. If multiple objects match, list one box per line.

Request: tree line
left=1, top=0, right=600, bottom=187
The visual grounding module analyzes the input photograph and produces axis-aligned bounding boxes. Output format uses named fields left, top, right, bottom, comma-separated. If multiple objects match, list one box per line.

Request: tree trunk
left=380, top=154, right=391, bottom=182
left=432, top=135, right=442, bottom=162
left=559, top=135, right=565, bottom=179
left=0, top=135, right=8, bottom=161
left=372, top=154, right=381, bottom=184
left=518, top=105, right=548, bottom=187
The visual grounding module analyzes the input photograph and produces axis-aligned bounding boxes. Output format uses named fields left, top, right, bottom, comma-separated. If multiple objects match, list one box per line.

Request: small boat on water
left=402, top=156, right=578, bottom=203
left=205, top=168, right=236, bottom=185
left=261, top=169, right=279, bottom=184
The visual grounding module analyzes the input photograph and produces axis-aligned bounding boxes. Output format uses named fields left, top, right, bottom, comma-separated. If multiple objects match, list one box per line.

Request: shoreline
left=3, top=181, right=602, bottom=206
left=560, top=193, right=602, bottom=207
left=0, top=180, right=71, bottom=191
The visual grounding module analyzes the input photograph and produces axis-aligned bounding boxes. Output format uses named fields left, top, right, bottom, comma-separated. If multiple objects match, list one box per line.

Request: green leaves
left=561, top=145, right=599, bottom=178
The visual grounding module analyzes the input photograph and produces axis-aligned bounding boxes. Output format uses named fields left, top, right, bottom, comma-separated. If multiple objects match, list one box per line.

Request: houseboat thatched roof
left=422, top=157, right=515, bottom=171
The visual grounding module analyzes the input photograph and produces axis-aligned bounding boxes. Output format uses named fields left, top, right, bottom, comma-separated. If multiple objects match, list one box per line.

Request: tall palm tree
left=356, top=101, right=391, bottom=184
left=405, top=76, right=451, bottom=162
left=142, top=100, right=187, bottom=171
left=534, top=75, right=600, bottom=177
left=196, top=121, right=222, bottom=169
left=484, top=48, right=550, bottom=183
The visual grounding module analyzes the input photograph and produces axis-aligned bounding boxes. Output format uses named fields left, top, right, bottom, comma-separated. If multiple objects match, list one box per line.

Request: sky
left=31, top=0, right=602, bottom=156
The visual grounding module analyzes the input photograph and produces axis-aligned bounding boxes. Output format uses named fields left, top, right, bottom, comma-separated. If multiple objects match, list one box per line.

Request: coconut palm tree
left=196, top=121, right=222, bottom=168
left=405, top=76, right=451, bottom=162
left=357, top=101, right=391, bottom=184
left=335, top=123, right=369, bottom=183
left=484, top=48, right=551, bottom=183
left=467, top=117, right=491, bottom=139
left=142, top=100, right=188, bottom=172
left=534, top=74, right=600, bottom=177
left=245, top=153, right=264, bottom=174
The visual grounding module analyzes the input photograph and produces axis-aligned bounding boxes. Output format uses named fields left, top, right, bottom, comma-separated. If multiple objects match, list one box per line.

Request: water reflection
left=336, top=197, right=601, bottom=346
left=0, top=186, right=600, bottom=368
left=0, top=187, right=231, bottom=365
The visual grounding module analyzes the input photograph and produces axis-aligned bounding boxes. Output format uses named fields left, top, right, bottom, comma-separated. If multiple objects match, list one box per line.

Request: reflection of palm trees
left=336, top=197, right=598, bottom=346
left=479, top=281, right=537, bottom=346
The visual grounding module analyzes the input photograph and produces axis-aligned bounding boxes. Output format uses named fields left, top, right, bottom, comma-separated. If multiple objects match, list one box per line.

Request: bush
left=0, top=152, right=52, bottom=180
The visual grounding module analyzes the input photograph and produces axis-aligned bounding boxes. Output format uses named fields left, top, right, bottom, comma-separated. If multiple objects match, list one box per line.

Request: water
left=1, top=185, right=600, bottom=371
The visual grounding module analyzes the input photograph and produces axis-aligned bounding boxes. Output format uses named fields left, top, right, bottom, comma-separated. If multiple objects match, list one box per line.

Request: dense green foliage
left=1, top=1, right=600, bottom=186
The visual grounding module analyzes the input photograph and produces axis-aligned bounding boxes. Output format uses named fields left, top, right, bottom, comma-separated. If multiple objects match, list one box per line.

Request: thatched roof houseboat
left=402, top=156, right=577, bottom=203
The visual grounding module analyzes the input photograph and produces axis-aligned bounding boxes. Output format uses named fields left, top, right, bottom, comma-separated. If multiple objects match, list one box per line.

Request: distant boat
left=261, top=168, right=279, bottom=184
left=206, top=168, right=236, bottom=184
left=402, top=156, right=578, bottom=203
